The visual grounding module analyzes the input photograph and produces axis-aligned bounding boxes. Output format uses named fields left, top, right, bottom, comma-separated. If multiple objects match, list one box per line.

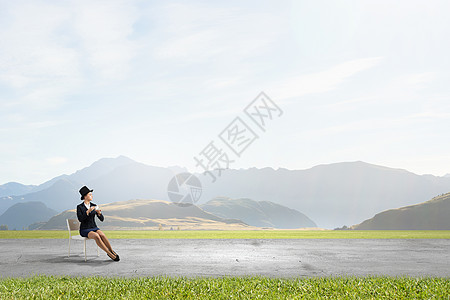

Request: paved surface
left=0, top=239, right=449, bottom=278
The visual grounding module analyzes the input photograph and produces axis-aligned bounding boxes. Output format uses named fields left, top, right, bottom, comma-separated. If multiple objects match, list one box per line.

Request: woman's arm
left=96, top=209, right=104, bottom=222
left=77, top=205, right=89, bottom=223
left=97, top=213, right=104, bottom=222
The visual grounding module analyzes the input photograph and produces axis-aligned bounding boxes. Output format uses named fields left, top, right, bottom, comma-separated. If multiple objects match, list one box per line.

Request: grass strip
left=0, top=276, right=448, bottom=299
left=1, top=230, right=450, bottom=239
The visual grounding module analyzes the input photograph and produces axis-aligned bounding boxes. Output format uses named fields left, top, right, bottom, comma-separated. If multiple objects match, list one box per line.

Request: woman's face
left=84, top=192, right=93, bottom=202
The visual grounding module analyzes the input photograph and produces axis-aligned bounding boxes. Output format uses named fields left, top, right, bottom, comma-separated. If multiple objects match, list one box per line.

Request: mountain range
left=6, top=197, right=316, bottom=230
left=0, top=156, right=176, bottom=215
left=197, top=162, right=450, bottom=228
left=1, top=156, right=450, bottom=229
left=0, top=182, right=37, bottom=197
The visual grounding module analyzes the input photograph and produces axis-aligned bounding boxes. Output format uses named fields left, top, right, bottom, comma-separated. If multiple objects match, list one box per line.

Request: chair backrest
left=67, top=219, right=80, bottom=231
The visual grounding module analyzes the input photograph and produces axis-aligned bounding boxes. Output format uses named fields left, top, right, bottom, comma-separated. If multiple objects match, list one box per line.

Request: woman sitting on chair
left=77, top=186, right=119, bottom=261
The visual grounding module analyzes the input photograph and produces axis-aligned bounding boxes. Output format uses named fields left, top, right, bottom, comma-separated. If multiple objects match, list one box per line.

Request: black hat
left=79, top=186, right=93, bottom=200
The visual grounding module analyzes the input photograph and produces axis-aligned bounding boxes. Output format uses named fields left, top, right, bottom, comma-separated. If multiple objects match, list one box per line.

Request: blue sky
left=1, top=0, right=449, bottom=185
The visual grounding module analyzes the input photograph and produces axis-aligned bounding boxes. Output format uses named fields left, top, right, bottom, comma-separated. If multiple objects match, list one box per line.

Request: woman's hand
left=96, top=208, right=102, bottom=215
left=86, top=206, right=96, bottom=215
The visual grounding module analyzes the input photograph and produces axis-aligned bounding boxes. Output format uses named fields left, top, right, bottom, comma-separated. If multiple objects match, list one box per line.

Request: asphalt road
left=1, top=239, right=449, bottom=278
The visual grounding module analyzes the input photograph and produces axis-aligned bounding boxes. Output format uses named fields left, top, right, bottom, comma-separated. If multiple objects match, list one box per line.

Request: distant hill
left=0, top=202, right=58, bottom=230
left=0, top=197, right=15, bottom=216
left=352, top=193, right=450, bottom=230
left=34, top=199, right=250, bottom=230
left=0, top=182, right=39, bottom=215
left=0, top=178, right=81, bottom=216
left=200, top=197, right=316, bottom=229
left=65, top=155, right=137, bottom=184
left=0, top=182, right=37, bottom=197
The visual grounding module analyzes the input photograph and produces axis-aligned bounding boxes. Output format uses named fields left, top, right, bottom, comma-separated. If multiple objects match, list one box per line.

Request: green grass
left=1, top=230, right=450, bottom=239
left=0, top=276, right=448, bottom=299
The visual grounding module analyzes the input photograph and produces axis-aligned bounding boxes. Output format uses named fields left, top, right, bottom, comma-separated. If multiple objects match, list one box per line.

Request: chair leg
left=97, top=245, right=99, bottom=257
left=68, top=239, right=71, bottom=257
left=84, top=240, right=87, bottom=261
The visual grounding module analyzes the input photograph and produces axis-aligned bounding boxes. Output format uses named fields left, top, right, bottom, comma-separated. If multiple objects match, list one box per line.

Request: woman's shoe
left=111, top=250, right=120, bottom=261
left=107, top=252, right=119, bottom=261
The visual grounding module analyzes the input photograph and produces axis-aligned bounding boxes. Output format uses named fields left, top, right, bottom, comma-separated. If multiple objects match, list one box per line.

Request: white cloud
left=153, top=2, right=286, bottom=64
left=0, top=0, right=140, bottom=90
left=295, top=112, right=438, bottom=141
left=269, top=57, right=383, bottom=101
left=70, top=0, right=139, bottom=81
left=46, top=156, right=68, bottom=165
left=0, top=2, right=80, bottom=88
left=0, top=0, right=143, bottom=137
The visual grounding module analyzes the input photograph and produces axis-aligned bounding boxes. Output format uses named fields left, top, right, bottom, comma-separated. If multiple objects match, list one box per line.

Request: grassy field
left=0, top=276, right=448, bottom=299
left=0, top=230, right=450, bottom=239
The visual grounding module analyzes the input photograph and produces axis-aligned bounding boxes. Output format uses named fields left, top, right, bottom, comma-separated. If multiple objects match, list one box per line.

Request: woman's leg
left=96, top=230, right=113, bottom=253
left=88, top=231, right=113, bottom=256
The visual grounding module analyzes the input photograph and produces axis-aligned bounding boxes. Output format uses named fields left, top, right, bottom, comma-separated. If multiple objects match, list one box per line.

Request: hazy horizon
left=1, top=0, right=449, bottom=185
left=2, top=156, right=449, bottom=187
